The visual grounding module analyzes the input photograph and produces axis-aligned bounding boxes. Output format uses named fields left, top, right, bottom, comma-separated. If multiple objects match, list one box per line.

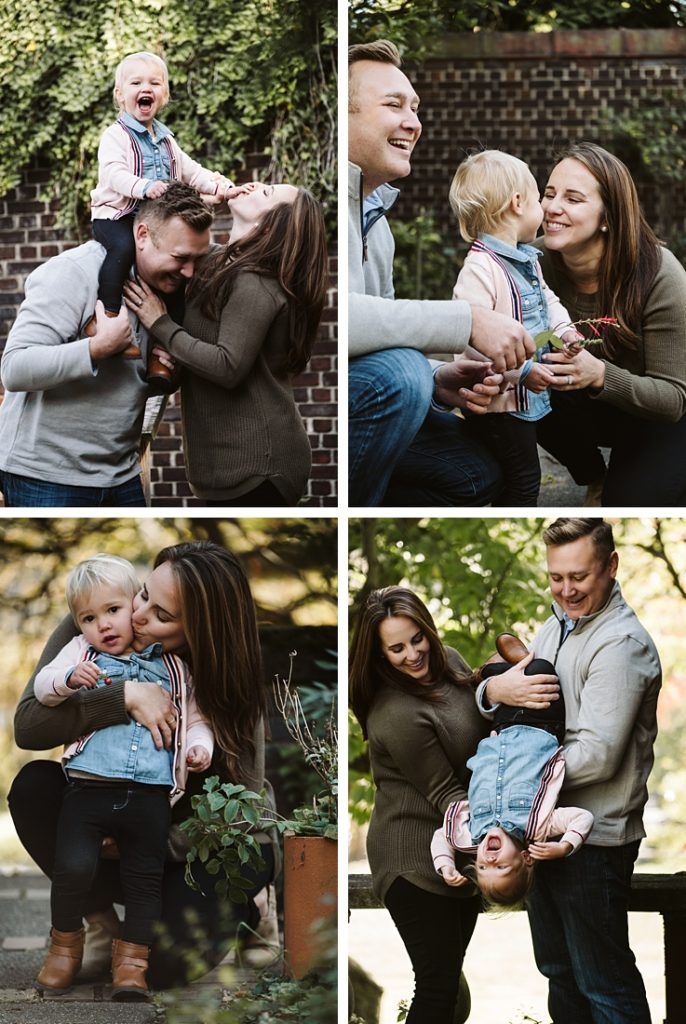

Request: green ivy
left=0, top=0, right=336, bottom=233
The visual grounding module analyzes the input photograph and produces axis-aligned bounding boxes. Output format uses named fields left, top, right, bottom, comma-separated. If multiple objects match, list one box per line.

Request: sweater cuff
left=80, top=681, right=129, bottom=731
left=149, top=313, right=182, bottom=345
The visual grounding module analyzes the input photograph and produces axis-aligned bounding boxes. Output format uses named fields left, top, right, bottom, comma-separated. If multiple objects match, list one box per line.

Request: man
left=0, top=182, right=212, bottom=507
left=483, top=518, right=659, bottom=1023
left=348, top=40, right=536, bottom=506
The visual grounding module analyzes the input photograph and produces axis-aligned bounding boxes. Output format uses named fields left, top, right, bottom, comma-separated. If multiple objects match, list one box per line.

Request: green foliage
left=0, top=0, right=336, bottom=233
left=390, top=211, right=463, bottom=300
left=180, top=777, right=270, bottom=903
left=349, top=0, right=684, bottom=54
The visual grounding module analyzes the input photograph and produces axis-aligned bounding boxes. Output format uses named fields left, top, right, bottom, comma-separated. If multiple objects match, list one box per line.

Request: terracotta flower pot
left=283, top=833, right=337, bottom=979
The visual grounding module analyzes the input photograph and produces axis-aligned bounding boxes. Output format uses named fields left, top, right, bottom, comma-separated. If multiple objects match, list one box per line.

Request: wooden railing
left=349, top=872, right=686, bottom=1024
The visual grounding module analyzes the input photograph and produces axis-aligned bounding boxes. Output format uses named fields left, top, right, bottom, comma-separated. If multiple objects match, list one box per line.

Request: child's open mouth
left=485, top=833, right=502, bottom=851
left=137, top=96, right=154, bottom=113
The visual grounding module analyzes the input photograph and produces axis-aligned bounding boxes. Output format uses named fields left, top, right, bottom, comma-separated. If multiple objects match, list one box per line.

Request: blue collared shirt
left=120, top=112, right=175, bottom=193
left=477, top=233, right=557, bottom=422
left=467, top=724, right=560, bottom=843
left=66, top=642, right=174, bottom=786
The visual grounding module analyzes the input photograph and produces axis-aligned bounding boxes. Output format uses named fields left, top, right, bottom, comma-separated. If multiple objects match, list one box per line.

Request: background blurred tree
left=0, top=0, right=336, bottom=233
left=349, top=0, right=685, bottom=53
left=0, top=516, right=337, bottom=824
left=349, top=517, right=686, bottom=868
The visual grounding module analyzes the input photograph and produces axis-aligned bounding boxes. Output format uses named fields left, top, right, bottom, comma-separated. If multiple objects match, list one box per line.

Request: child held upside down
left=32, top=555, right=213, bottom=1001
left=431, top=634, right=593, bottom=908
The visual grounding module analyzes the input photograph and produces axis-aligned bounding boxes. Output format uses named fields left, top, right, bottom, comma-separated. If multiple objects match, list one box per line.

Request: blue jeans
left=349, top=349, right=501, bottom=506
left=527, top=842, right=651, bottom=1024
left=0, top=470, right=146, bottom=507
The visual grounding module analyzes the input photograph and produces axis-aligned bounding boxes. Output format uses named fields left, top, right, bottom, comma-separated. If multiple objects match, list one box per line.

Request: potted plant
left=179, top=651, right=337, bottom=982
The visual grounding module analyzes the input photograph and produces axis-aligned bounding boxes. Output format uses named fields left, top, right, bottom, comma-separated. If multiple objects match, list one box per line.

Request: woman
left=349, top=586, right=557, bottom=1024
left=9, top=541, right=276, bottom=988
left=534, top=141, right=686, bottom=505
left=124, top=182, right=328, bottom=507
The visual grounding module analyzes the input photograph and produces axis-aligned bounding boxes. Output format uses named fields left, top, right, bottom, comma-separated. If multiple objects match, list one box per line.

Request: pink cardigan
left=91, top=120, right=223, bottom=220
left=452, top=247, right=571, bottom=413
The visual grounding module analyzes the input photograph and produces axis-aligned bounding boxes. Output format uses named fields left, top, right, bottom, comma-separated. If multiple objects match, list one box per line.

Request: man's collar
left=551, top=580, right=621, bottom=628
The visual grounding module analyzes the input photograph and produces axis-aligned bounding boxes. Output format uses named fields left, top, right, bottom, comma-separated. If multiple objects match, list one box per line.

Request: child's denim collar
left=478, top=233, right=542, bottom=265
left=120, top=111, right=173, bottom=141
left=86, top=641, right=165, bottom=660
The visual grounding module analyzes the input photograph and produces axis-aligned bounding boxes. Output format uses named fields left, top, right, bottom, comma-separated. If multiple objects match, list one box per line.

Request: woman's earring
left=600, top=225, right=608, bottom=233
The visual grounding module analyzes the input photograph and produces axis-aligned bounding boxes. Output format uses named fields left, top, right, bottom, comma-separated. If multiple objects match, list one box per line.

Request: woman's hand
left=484, top=653, right=560, bottom=709
left=542, top=348, right=606, bottom=391
left=124, top=680, right=175, bottom=750
left=123, top=279, right=168, bottom=329
left=151, top=345, right=175, bottom=370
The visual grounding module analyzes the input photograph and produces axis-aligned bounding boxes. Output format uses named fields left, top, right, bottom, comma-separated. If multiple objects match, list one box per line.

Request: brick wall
left=396, top=28, right=686, bottom=248
left=0, top=165, right=338, bottom=507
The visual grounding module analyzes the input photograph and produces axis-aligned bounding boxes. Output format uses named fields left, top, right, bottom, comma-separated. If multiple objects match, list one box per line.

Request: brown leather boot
left=111, top=938, right=150, bottom=1001
left=35, top=927, right=85, bottom=993
left=495, top=632, right=529, bottom=664
left=83, top=310, right=140, bottom=358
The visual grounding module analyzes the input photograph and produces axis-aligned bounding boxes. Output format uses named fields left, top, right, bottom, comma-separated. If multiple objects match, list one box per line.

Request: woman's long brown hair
left=187, top=187, right=328, bottom=374
left=349, top=586, right=469, bottom=739
left=155, top=541, right=266, bottom=783
left=549, top=141, right=661, bottom=356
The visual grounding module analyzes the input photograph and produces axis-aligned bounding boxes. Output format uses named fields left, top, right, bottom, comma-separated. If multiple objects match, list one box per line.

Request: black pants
left=92, top=216, right=137, bottom=314
left=465, top=412, right=542, bottom=506
left=384, top=876, right=480, bottom=1024
left=482, top=657, right=566, bottom=743
left=52, top=780, right=170, bottom=945
left=8, top=761, right=274, bottom=987
left=536, top=387, right=686, bottom=505
left=204, top=480, right=289, bottom=507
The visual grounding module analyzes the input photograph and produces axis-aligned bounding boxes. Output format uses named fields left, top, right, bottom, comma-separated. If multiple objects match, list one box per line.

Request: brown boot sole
left=34, top=981, right=72, bottom=995
left=111, top=986, right=149, bottom=1001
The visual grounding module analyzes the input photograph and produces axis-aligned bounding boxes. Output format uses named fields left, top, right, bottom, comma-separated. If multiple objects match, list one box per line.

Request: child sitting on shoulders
left=431, top=633, right=593, bottom=909
left=449, top=150, right=581, bottom=505
left=33, top=554, right=213, bottom=1001
left=89, top=51, right=235, bottom=362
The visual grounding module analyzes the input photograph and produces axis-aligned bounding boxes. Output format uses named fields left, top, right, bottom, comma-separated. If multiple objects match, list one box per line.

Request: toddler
left=89, top=51, right=234, bottom=358
left=449, top=150, right=580, bottom=505
left=431, top=635, right=593, bottom=908
left=33, top=554, right=213, bottom=1001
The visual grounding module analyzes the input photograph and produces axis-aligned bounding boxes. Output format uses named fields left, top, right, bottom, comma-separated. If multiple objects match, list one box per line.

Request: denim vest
left=66, top=642, right=174, bottom=786
left=478, top=234, right=556, bottom=422
left=119, top=112, right=174, bottom=189
left=467, top=724, right=561, bottom=844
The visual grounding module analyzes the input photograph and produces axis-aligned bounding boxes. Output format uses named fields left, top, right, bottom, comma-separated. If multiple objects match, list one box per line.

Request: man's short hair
left=348, top=39, right=402, bottom=111
left=543, top=518, right=615, bottom=564
left=134, top=181, right=213, bottom=234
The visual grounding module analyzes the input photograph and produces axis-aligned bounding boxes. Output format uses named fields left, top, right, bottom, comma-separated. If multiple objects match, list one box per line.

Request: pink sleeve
left=33, top=635, right=89, bottom=706
left=97, top=125, right=151, bottom=200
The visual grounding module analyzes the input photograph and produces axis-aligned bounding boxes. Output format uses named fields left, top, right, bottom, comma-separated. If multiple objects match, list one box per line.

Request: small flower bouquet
left=534, top=316, right=619, bottom=352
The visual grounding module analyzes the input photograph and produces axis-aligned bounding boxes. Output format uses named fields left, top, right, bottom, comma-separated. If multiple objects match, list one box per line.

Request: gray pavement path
left=0, top=868, right=260, bottom=1024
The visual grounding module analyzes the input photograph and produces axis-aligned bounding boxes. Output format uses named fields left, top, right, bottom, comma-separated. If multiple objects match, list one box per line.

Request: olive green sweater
left=151, top=269, right=311, bottom=505
left=365, top=648, right=489, bottom=902
left=537, top=244, right=686, bottom=423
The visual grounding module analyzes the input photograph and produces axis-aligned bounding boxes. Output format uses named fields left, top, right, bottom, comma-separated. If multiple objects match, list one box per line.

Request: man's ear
left=134, top=221, right=148, bottom=249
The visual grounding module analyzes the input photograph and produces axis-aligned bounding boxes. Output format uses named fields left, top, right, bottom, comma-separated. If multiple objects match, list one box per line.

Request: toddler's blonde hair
left=66, top=555, right=140, bottom=618
left=449, top=150, right=534, bottom=242
left=113, top=51, right=170, bottom=111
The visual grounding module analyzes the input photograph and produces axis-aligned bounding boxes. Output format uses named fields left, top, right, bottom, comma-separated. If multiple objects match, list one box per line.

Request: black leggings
left=536, top=388, right=686, bottom=505
left=482, top=657, right=566, bottom=743
left=384, top=876, right=479, bottom=1024
left=465, top=412, right=541, bottom=506
left=8, top=761, right=274, bottom=987
left=92, top=216, right=136, bottom=314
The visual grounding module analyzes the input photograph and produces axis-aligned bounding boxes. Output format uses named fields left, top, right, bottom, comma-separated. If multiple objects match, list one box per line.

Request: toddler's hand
left=561, top=330, right=584, bottom=355
left=145, top=181, right=170, bottom=200
left=524, top=362, right=556, bottom=393
left=68, top=662, right=102, bottom=689
left=438, top=864, right=469, bottom=887
left=528, top=840, right=572, bottom=861
left=186, top=746, right=211, bottom=772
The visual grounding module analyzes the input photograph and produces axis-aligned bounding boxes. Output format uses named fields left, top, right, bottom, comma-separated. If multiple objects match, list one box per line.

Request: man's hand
left=484, top=652, right=560, bottom=709
left=124, top=680, right=175, bottom=750
left=88, top=302, right=134, bottom=362
left=528, top=840, right=572, bottom=861
left=434, top=358, right=503, bottom=413
left=469, top=306, right=535, bottom=372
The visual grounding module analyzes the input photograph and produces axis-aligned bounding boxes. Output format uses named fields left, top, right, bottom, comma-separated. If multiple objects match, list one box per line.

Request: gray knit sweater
left=365, top=647, right=489, bottom=902
left=151, top=269, right=311, bottom=504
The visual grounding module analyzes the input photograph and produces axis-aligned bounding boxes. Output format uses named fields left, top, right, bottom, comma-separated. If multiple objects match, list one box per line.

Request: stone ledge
left=427, top=28, right=686, bottom=60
